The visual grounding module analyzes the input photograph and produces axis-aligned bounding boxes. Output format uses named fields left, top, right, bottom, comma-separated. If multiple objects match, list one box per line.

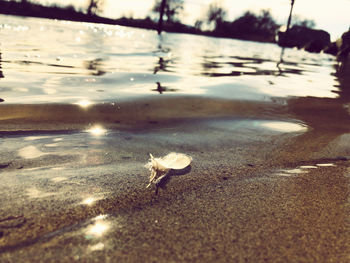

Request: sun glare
left=86, top=125, right=107, bottom=136
left=87, top=221, right=109, bottom=237
left=75, top=99, right=93, bottom=108
left=81, top=197, right=95, bottom=206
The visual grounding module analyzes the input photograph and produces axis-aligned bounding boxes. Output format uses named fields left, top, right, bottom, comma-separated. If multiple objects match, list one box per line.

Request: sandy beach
left=1, top=95, right=350, bottom=262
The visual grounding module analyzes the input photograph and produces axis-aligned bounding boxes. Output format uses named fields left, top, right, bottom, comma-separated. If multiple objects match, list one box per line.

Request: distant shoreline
left=0, top=0, right=276, bottom=44
left=1, top=1, right=343, bottom=56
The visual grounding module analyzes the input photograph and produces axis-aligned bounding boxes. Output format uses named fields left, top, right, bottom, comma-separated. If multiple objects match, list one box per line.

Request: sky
left=34, top=0, right=350, bottom=40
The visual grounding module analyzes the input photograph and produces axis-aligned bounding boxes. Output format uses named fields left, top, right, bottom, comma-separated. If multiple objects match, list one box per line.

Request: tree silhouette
left=206, top=2, right=227, bottom=30
left=194, top=20, right=203, bottom=30
left=258, top=10, right=279, bottom=32
left=87, top=0, right=104, bottom=16
left=227, top=10, right=279, bottom=41
left=292, top=15, right=316, bottom=29
left=152, top=0, right=184, bottom=23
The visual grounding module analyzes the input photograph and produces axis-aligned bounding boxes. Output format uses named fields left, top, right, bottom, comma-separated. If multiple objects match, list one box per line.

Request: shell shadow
left=154, top=165, right=192, bottom=195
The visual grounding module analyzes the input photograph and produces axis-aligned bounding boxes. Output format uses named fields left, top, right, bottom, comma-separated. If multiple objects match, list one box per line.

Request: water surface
left=0, top=15, right=339, bottom=106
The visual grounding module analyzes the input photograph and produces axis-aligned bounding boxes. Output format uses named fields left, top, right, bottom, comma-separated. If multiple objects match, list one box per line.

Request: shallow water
left=0, top=14, right=346, bottom=135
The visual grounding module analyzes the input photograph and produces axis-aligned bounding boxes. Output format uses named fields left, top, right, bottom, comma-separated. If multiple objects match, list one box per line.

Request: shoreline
left=0, top=96, right=292, bottom=133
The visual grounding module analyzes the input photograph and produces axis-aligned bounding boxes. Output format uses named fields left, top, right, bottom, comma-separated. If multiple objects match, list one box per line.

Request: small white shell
left=145, top=152, right=192, bottom=188
left=152, top=152, right=192, bottom=170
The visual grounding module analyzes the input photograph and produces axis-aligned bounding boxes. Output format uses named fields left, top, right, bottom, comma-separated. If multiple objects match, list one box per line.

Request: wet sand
left=1, top=96, right=350, bottom=262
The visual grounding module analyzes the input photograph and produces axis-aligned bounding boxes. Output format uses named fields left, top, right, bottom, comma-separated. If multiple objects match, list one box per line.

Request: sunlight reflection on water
left=86, top=221, right=109, bottom=238
left=75, top=99, right=93, bottom=108
left=81, top=197, right=96, bottom=206
left=260, top=121, right=307, bottom=133
left=85, top=215, right=110, bottom=239
left=0, top=15, right=339, bottom=105
left=18, top=145, right=46, bottom=159
left=274, top=162, right=337, bottom=177
left=89, top=242, right=105, bottom=251
left=86, top=125, right=107, bottom=136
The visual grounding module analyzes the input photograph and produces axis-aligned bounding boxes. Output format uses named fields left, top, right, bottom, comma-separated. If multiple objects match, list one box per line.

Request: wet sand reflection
left=85, top=215, right=110, bottom=238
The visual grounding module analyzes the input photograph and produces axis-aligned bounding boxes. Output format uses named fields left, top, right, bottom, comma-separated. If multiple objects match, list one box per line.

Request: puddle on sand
left=260, top=121, right=307, bottom=133
left=299, top=165, right=318, bottom=169
left=316, top=163, right=336, bottom=167
left=208, top=119, right=307, bottom=134
left=275, top=168, right=308, bottom=177
left=274, top=162, right=337, bottom=177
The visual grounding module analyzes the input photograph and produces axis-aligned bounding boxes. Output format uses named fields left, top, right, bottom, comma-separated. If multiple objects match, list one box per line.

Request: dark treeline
left=151, top=0, right=316, bottom=43
left=202, top=8, right=280, bottom=42
left=0, top=0, right=322, bottom=45
left=0, top=0, right=116, bottom=24
left=0, top=0, right=201, bottom=34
